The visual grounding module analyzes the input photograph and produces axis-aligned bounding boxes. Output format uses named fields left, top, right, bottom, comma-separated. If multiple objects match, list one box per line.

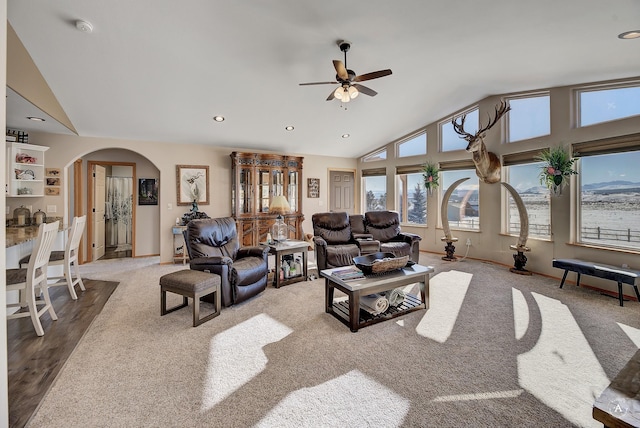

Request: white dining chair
left=20, top=215, right=87, bottom=300
left=6, top=221, right=60, bottom=336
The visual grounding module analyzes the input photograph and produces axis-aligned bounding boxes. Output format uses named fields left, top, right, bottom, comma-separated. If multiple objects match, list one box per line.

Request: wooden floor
left=7, top=278, right=118, bottom=428
left=100, top=245, right=132, bottom=260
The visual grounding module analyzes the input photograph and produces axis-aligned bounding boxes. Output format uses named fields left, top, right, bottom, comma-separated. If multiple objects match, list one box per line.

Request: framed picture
left=307, top=178, right=320, bottom=198
left=45, top=187, right=60, bottom=196
left=45, top=168, right=61, bottom=177
left=46, top=177, right=60, bottom=186
left=176, top=165, right=209, bottom=206
left=138, top=178, right=159, bottom=205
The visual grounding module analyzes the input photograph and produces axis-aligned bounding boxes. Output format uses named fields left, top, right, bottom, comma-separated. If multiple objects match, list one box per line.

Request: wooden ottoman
left=160, top=269, right=221, bottom=326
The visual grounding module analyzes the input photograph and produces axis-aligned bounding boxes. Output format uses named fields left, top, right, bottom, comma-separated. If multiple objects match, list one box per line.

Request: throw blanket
left=384, top=288, right=406, bottom=307
left=360, top=294, right=389, bottom=315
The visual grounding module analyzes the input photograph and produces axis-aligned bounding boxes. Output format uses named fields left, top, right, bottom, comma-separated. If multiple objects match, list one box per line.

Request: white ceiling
left=7, top=1, right=640, bottom=158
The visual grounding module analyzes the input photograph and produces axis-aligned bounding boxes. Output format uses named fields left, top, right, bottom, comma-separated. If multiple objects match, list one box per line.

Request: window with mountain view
left=579, top=150, right=640, bottom=250
left=441, top=169, right=479, bottom=230
left=364, top=175, right=387, bottom=212
left=396, top=172, right=427, bottom=225
left=441, top=108, right=479, bottom=152
left=506, top=162, right=551, bottom=239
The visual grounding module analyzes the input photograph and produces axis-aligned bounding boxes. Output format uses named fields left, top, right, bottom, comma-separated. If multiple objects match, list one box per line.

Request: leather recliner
left=364, top=211, right=422, bottom=263
left=184, top=217, right=269, bottom=307
left=312, top=212, right=361, bottom=271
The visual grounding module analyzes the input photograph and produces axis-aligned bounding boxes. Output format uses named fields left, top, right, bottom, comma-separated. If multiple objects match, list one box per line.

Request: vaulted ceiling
left=7, top=1, right=640, bottom=158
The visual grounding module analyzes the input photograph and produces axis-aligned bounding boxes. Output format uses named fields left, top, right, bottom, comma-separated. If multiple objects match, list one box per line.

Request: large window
left=441, top=108, right=478, bottom=152
left=505, top=162, right=551, bottom=239
left=578, top=147, right=640, bottom=250
left=396, top=168, right=427, bottom=225
left=441, top=169, right=479, bottom=230
left=578, top=83, right=640, bottom=127
left=363, top=175, right=387, bottom=212
left=397, top=133, right=426, bottom=157
left=507, top=94, right=550, bottom=142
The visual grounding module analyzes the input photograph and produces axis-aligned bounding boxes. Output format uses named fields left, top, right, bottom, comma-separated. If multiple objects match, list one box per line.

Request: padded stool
left=160, top=270, right=221, bottom=327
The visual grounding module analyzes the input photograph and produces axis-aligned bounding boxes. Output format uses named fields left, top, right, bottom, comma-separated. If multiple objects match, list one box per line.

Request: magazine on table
left=331, top=266, right=365, bottom=281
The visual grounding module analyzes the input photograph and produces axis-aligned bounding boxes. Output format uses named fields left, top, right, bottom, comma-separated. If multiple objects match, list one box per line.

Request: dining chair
left=20, top=215, right=87, bottom=300
left=6, top=221, right=60, bottom=336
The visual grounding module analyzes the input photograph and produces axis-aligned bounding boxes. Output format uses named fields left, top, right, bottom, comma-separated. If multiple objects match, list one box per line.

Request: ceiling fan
left=299, top=40, right=392, bottom=103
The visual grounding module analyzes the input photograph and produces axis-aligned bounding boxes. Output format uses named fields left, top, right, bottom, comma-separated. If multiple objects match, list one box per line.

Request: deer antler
left=451, top=100, right=511, bottom=141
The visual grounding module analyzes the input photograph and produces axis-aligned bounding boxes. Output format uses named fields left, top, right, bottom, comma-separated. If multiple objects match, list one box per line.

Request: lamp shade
left=269, top=195, right=291, bottom=215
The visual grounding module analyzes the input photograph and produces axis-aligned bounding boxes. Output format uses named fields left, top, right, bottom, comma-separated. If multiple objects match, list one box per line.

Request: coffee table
left=321, top=264, right=434, bottom=332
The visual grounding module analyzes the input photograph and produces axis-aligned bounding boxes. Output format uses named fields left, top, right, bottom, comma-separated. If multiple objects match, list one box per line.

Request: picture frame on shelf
left=307, top=178, right=320, bottom=198
left=176, top=165, right=209, bottom=206
left=138, top=178, right=159, bottom=206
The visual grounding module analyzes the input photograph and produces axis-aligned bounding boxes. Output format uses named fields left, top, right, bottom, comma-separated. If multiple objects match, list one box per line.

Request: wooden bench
left=553, top=258, right=640, bottom=307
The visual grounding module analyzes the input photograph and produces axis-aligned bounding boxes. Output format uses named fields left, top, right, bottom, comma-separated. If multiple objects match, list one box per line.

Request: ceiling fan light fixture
left=618, top=30, right=640, bottom=39
left=348, top=86, right=358, bottom=99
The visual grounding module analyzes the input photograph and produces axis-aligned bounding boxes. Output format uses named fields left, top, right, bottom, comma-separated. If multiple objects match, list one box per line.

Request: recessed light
left=285, top=126, right=294, bottom=131
left=27, top=116, right=45, bottom=122
left=213, top=116, right=225, bottom=122
left=618, top=30, right=640, bottom=39
left=75, top=20, right=93, bottom=33
left=341, top=134, right=350, bottom=138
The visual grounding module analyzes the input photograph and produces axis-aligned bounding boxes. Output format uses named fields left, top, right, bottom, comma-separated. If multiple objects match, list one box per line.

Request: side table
left=172, top=226, right=188, bottom=265
left=263, top=240, right=308, bottom=288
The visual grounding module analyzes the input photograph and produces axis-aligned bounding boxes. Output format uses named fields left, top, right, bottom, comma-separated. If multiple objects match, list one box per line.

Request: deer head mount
left=451, top=101, right=511, bottom=184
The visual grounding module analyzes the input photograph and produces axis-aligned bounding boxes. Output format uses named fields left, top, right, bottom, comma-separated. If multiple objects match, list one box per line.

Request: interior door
left=92, top=164, right=106, bottom=260
left=329, top=170, right=354, bottom=214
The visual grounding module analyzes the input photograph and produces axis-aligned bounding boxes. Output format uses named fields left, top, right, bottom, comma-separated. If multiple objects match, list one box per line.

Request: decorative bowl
left=353, top=252, right=410, bottom=274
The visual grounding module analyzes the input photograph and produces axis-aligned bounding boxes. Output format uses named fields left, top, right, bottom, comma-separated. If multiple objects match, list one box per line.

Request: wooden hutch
left=231, top=152, right=304, bottom=246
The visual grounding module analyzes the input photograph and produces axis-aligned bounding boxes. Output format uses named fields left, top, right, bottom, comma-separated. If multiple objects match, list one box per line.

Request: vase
left=550, top=184, right=562, bottom=196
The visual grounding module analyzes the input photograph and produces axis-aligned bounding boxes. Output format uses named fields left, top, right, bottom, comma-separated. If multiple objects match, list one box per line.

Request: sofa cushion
left=325, top=244, right=360, bottom=269
left=365, top=211, right=401, bottom=242
left=312, top=212, right=352, bottom=245
left=231, top=256, right=268, bottom=286
left=187, top=217, right=240, bottom=259
left=380, top=242, right=411, bottom=259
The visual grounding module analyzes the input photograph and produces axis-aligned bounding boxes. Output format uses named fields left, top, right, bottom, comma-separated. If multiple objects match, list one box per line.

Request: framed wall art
left=307, top=178, right=320, bottom=198
left=45, top=168, right=61, bottom=177
left=138, top=178, right=159, bottom=205
left=176, top=165, right=209, bottom=206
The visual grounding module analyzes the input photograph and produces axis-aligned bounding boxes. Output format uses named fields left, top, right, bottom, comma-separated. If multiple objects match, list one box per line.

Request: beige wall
left=17, top=131, right=356, bottom=264
left=358, top=78, right=640, bottom=294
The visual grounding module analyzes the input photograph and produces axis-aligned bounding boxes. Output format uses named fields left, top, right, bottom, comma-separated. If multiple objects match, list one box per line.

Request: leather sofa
left=312, top=210, right=422, bottom=272
left=183, top=217, right=269, bottom=307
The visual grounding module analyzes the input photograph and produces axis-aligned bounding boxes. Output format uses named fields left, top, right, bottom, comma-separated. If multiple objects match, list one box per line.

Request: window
left=578, top=83, right=640, bottom=127
left=577, top=143, right=640, bottom=250
left=397, top=132, right=426, bottom=157
left=396, top=166, right=427, bottom=225
left=507, top=94, right=550, bottom=142
left=363, top=172, right=387, bottom=212
left=441, top=108, right=478, bottom=152
left=362, top=148, right=387, bottom=162
left=440, top=168, right=479, bottom=230
left=505, top=162, right=551, bottom=239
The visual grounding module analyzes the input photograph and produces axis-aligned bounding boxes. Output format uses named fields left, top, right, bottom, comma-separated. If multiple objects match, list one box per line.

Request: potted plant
left=422, top=160, right=439, bottom=195
left=534, top=145, right=578, bottom=195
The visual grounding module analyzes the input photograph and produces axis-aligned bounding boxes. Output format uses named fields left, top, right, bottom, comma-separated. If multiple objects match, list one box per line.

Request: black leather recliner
left=364, top=211, right=422, bottom=262
left=184, top=217, right=269, bottom=307
left=311, top=212, right=360, bottom=271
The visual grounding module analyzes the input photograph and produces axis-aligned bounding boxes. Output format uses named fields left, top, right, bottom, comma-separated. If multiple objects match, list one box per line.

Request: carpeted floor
left=26, top=253, right=640, bottom=427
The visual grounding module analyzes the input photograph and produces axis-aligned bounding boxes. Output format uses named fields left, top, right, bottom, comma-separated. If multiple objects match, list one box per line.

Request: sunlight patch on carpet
left=617, top=322, right=640, bottom=348
left=433, top=389, right=523, bottom=402
left=415, top=270, right=472, bottom=342
left=255, top=370, right=409, bottom=428
left=201, top=313, right=292, bottom=412
left=516, top=292, right=609, bottom=428
left=512, top=288, right=529, bottom=340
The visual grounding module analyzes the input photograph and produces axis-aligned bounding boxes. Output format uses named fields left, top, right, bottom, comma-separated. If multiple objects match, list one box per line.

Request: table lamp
left=269, top=195, right=290, bottom=241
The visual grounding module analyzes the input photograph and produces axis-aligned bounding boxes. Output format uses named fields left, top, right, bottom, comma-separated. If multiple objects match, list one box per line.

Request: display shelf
left=6, top=142, right=49, bottom=197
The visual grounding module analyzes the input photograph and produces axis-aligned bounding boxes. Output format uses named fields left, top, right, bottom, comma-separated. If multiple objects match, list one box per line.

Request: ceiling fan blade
left=299, top=81, right=338, bottom=86
left=326, top=90, right=336, bottom=101
left=333, top=60, right=349, bottom=81
left=354, top=69, right=392, bottom=82
left=353, top=84, right=378, bottom=97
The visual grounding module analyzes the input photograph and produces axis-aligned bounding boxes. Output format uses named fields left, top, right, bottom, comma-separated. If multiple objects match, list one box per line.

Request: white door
left=92, top=164, right=106, bottom=260
left=329, top=170, right=354, bottom=214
